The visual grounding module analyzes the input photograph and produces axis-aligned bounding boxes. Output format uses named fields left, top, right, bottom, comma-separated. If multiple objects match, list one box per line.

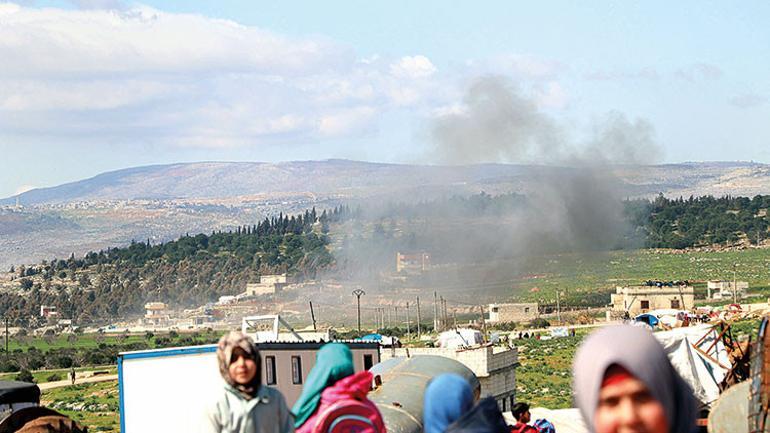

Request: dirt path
left=38, top=374, right=118, bottom=391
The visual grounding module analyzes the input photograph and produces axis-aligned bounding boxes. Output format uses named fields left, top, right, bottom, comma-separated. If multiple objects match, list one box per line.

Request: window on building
left=491, top=307, right=499, bottom=313
left=265, top=356, right=276, bottom=385
left=291, top=356, right=303, bottom=384
left=524, top=307, right=530, bottom=313
left=363, top=354, right=373, bottom=371
left=640, top=300, right=650, bottom=310
left=671, top=299, right=680, bottom=309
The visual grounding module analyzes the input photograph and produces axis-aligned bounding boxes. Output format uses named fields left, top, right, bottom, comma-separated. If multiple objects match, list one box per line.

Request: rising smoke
left=429, top=76, right=662, bottom=252
left=327, top=76, right=663, bottom=306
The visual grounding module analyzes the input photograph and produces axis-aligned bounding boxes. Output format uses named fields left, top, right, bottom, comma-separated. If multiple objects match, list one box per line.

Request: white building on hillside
left=245, top=274, right=291, bottom=296
left=707, top=280, right=748, bottom=300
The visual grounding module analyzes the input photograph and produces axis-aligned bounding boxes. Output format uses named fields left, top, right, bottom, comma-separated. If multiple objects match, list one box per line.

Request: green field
left=41, top=381, right=120, bottom=432
left=2, top=330, right=220, bottom=354
left=0, top=365, right=116, bottom=383
left=506, top=248, right=770, bottom=304
left=4, top=334, right=152, bottom=353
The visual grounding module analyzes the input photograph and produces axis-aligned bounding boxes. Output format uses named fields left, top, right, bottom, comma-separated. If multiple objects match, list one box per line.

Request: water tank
left=369, top=355, right=480, bottom=433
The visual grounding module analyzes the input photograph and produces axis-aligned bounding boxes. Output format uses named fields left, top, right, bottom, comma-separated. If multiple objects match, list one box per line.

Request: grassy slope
left=0, top=366, right=116, bottom=384
left=508, top=248, right=770, bottom=303
left=41, top=381, right=119, bottom=432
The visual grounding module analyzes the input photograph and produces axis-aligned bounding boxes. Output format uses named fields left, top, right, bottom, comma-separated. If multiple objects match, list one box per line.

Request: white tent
left=653, top=324, right=730, bottom=406
left=438, top=328, right=483, bottom=348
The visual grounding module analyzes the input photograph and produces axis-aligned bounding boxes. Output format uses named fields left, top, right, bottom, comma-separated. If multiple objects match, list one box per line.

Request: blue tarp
left=360, top=333, right=383, bottom=341
left=635, top=313, right=659, bottom=327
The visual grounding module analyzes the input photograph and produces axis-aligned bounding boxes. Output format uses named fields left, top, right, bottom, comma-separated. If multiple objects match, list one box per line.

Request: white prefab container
left=118, top=345, right=220, bottom=433
left=118, top=341, right=381, bottom=433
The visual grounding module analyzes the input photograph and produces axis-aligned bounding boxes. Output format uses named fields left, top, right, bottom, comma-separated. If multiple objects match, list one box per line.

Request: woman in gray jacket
left=203, top=331, right=295, bottom=433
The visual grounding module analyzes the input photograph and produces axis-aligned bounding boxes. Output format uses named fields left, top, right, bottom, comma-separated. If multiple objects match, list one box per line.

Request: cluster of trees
left=368, top=192, right=526, bottom=219
left=627, top=195, right=770, bottom=248
left=0, top=331, right=221, bottom=374
left=2, top=207, right=352, bottom=323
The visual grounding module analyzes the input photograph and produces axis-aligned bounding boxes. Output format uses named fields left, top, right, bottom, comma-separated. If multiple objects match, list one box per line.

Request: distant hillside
left=0, top=207, right=344, bottom=323
left=1, top=160, right=540, bottom=205
left=5, top=160, right=770, bottom=206
left=3, top=159, right=770, bottom=270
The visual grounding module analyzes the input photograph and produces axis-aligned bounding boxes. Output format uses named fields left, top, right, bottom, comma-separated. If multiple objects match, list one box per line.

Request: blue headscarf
left=424, top=374, right=474, bottom=433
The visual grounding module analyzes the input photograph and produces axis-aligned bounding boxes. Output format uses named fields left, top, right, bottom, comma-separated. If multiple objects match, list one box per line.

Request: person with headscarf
left=291, top=343, right=384, bottom=433
left=203, top=331, right=294, bottom=433
left=422, top=373, right=509, bottom=433
left=572, top=325, right=697, bottom=433
left=423, top=374, right=474, bottom=433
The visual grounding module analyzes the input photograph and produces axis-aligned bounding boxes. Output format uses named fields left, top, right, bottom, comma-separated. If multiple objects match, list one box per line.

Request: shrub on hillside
left=0, top=360, right=20, bottom=373
left=56, top=356, right=74, bottom=369
left=528, top=318, right=551, bottom=329
left=15, top=369, right=34, bottom=383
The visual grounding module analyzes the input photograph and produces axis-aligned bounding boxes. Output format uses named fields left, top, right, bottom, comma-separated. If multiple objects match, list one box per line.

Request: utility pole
left=478, top=304, right=487, bottom=341
left=387, top=306, right=392, bottom=328
left=416, top=296, right=422, bottom=337
left=394, top=306, right=399, bottom=330
left=443, top=298, right=449, bottom=330
left=433, top=292, right=438, bottom=332
left=556, top=291, right=561, bottom=324
left=406, top=302, right=411, bottom=338
left=309, top=301, right=317, bottom=331
left=4, top=317, right=8, bottom=355
left=352, top=289, right=365, bottom=333
left=733, top=263, right=738, bottom=304
left=440, top=297, right=446, bottom=331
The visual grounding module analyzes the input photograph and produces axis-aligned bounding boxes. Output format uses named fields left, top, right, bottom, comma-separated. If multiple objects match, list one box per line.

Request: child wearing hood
left=291, top=343, right=385, bottom=433
left=203, top=331, right=294, bottom=433
left=572, top=325, right=697, bottom=433
left=423, top=373, right=509, bottom=433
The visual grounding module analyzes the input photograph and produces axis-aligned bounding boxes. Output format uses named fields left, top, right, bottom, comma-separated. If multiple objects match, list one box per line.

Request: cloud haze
left=0, top=3, right=450, bottom=148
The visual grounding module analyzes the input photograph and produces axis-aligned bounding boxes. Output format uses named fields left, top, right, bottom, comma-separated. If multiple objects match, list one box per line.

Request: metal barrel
left=708, top=380, right=749, bottom=433
left=368, top=355, right=480, bottom=433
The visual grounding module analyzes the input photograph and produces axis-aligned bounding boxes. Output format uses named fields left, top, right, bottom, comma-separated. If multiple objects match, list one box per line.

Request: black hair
left=511, top=402, right=530, bottom=420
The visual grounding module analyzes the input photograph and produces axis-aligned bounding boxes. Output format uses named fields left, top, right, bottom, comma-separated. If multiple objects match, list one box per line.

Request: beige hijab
left=217, top=331, right=261, bottom=399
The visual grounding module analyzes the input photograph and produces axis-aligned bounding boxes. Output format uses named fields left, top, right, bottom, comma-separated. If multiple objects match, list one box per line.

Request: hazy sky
left=1, top=1, right=769, bottom=197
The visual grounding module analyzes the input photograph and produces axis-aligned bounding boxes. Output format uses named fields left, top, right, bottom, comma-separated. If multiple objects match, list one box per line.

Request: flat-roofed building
left=707, top=280, right=748, bottom=299
left=396, top=252, right=430, bottom=274
left=259, top=341, right=380, bottom=406
left=487, top=303, right=539, bottom=323
left=611, top=283, right=694, bottom=316
left=245, top=274, right=291, bottom=296
left=144, top=302, right=170, bottom=326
